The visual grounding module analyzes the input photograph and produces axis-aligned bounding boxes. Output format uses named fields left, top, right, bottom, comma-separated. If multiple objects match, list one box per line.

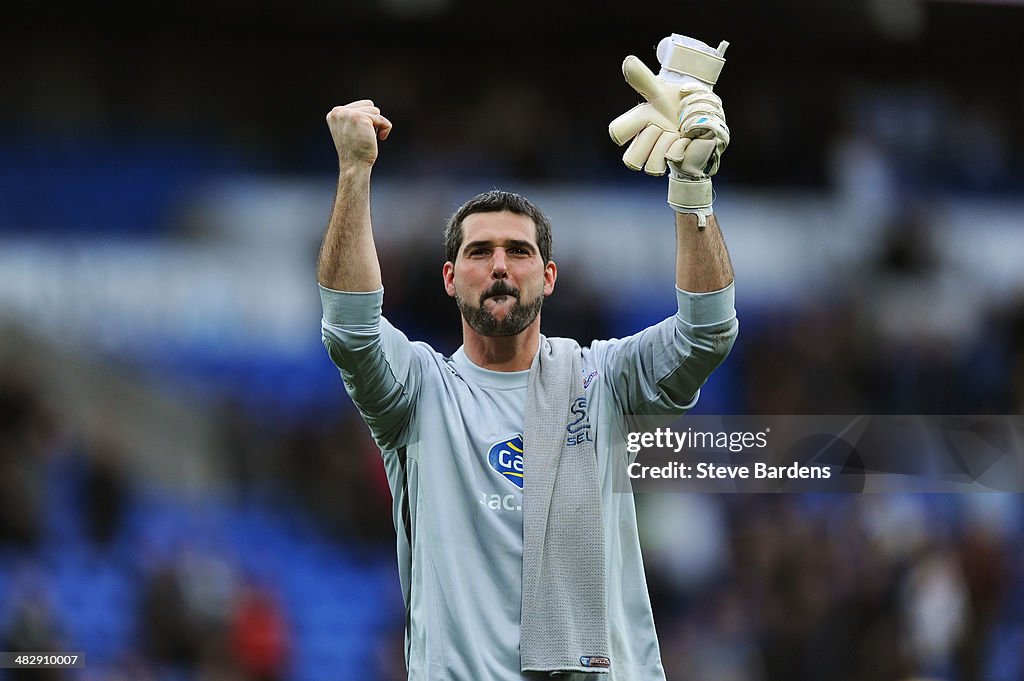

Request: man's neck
left=461, top=319, right=541, bottom=372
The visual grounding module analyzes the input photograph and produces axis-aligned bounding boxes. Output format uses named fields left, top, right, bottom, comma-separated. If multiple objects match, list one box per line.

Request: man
left=318, top=34, right=737, bottom=681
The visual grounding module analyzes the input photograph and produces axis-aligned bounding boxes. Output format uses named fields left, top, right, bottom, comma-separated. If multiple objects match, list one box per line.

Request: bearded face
left=456, top=279, right=544, bottom=337
left=443, top=210, right=555, bottom=341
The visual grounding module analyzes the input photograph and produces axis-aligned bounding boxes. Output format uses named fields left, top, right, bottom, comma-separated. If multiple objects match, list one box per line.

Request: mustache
left=480, top=281, right=520, bottom=305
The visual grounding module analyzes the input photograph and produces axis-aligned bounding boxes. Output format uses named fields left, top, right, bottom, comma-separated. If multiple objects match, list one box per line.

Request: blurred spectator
left=80, top=441, right=129, bottom=548
left=227, top=582, right=289, bottom=681
left=139, top=562, right=203, bottom=668
left=901, top=543, right=969, bottom=677
left=638, top=493, right=729, bottom=614
left=138, top=546, right=237, bottom=672
left=660, top=586, right=766, bottom=681
left=0, top=374, right=52, bottom=548
left=954, top=508, right=1012, bottom=681
left=741, top=300, right=878, bottom=414
left=1, top=589, right=65, bottom=681
left=1008, top=298, right=1024, bottom=413
left=374, top=624, right=408, bottom=681
left=178, top=548, right=238, bottom=638
left=829, top=111, right=899, bottom=233
left=282, top=412, right=393, bottom=547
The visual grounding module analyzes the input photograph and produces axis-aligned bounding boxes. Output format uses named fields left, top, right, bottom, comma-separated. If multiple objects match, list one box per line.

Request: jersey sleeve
left=320, top=285, right=422, bottom=450
left=590, top=283, right=738, bottom=420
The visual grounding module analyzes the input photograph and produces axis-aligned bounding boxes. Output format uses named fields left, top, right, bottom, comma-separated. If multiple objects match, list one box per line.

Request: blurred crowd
left=736, top=221, right=1024, bottom=416
left=640, top=493, right=1024, bottom=681
left=3, top=2, right=1023, bottom=191
left=0, top=374, right=292, bottom=681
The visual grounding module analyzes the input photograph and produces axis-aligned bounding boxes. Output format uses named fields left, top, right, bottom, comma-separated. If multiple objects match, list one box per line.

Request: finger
left=645, top=130, right=677, bottom=176
left=326, top=104, right=380, bottom=123
left=345, top=99, right=375, bottom=108
left=665, top=137, right=690, bottom=163
left=608, top=104, right=651, bottom=146
left=685, top=125, right=715, bottom=141
left=621, top=56, right=660, bottom=102
left=349, top=104, right=381, bottom=116
left=622, top=125, right=662, bottom=171
left=677, top=138, right=716, bottom=177
left=373, top=114, right=393, bottom=141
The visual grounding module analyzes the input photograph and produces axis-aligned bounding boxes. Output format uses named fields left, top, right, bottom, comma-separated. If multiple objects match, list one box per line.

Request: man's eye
left=469, top=249, right=489, bottom=256
left=510, top=248, right=530, bottom=255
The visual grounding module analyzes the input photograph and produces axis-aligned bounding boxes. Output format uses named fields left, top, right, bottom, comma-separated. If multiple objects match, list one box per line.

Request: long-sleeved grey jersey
left=320, top=285, right=738, bottom=681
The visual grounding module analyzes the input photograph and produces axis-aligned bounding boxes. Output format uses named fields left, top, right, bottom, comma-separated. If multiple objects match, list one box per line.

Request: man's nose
left=491, top=249, right=508, bottom=278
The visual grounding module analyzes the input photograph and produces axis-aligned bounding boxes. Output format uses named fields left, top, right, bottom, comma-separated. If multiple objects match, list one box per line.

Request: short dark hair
left=444, top=190, right=553, bottom=265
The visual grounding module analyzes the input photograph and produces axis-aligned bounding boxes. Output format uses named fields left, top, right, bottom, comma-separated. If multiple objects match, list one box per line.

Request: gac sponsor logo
left=488, top=434, right=524, bottom=488
left=478, top=492, right=521, bottom=512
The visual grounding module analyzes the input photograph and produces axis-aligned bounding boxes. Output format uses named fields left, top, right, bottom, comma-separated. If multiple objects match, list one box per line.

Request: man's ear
left=443, top=261, right=456, bottom=298
left=544, top=260, right=557, bottom=296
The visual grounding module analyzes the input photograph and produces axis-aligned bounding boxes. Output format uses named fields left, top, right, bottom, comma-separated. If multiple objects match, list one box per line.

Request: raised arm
left=317, top=100, right=392, bottom=292
left=317, top=101, right=421, bottom=449
left=597, top=34, right=738, bottom=419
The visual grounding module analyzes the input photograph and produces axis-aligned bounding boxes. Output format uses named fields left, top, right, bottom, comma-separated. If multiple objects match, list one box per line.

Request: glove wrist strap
left=668, top=176, right=712, bottom=209
left=661, top=42, right=727, bottom=86
left=668, top=177, right=713, bottom=228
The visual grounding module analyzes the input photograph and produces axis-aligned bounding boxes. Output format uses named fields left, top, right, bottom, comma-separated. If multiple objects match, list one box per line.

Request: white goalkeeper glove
left=609, top=34, right=730, bottom=226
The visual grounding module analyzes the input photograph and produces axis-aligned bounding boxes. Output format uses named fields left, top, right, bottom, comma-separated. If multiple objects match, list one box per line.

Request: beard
left=457, top=280, right=544, bottom=337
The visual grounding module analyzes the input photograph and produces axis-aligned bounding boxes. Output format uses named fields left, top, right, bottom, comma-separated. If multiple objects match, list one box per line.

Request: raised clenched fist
left=326, top=100, right=393, bottom=167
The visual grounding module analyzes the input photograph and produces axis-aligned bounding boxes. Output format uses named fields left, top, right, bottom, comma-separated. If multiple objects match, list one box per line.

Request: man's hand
left=609, top=58, right=719, bottom=177
left=326, top=100, right=393, bottom=168
left=608, top=36, right=729, bottom=218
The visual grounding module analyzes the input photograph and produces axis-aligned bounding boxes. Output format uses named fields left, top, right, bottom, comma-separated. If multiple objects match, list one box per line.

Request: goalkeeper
left=318, top=33, right=737, bottom=681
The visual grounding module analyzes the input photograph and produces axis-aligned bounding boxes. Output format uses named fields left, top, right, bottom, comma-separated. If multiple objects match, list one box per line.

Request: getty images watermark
left=616, top=415, right=1024, bottom=493
left=625, top=425, right=832, bottom=481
